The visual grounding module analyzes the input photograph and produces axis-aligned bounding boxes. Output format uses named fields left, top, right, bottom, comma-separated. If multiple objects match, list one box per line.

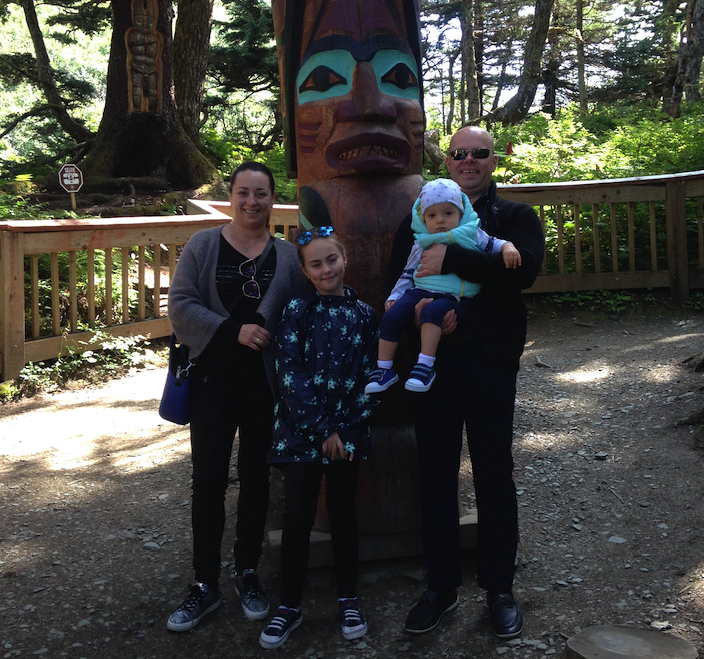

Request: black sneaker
left=340, top=598, right=368, bottom=640
left=234, top=569, right=269, bottom=620
left=488, top=591, right=523, bottom=638
left=404, top=588, right=458, bottom=633
left=166, top=582, right=222, bottom=632
left=259, top=606, right=303, bottom=649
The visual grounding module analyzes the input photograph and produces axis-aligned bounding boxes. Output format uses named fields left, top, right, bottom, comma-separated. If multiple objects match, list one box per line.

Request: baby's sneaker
left=364, top=367, right=399, bottom=393
left=404, top=363, right=436, bottom=393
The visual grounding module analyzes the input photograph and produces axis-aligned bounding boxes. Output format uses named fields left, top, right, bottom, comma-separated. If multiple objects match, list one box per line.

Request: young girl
left=259, top=226, right=379, bottom=650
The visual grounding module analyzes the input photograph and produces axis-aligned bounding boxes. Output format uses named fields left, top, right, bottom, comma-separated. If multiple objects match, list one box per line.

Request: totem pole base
left=266, top=426, right=477, bottom=568
left=267, top=512, right=476, bottom=570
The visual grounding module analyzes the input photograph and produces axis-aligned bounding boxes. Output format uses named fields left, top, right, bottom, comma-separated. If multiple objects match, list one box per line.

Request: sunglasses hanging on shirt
left=238, top=236, right=275, bottom=300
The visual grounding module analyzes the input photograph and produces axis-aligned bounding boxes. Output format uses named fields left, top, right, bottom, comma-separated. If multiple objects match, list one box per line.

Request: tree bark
left=446, top=50, right=459, bottom=134
left=576, top=0, right=588, bottom=115
left=19, top=0, right=93, bottom=144
left=173, top=0, right=215, bottom=146
left=459, top=0, right=481, bottom=121
left=670, top=0, right=704, bottom=116
left=490, top=0, right=554, bottom=124
left=81, top=0, right=218, bottom=189
left=684, top=0, right=704, bottom=101
left=660, top=0, right=680, bottom=112
left=491, top=39, right=513, bottom=112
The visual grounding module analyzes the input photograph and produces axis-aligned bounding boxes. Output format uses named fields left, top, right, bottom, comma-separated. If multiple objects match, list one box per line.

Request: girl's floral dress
left=269, top=286, right=378, bottom=464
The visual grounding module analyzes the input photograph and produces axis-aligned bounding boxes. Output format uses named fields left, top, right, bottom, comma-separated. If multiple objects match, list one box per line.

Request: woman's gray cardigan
left=168, top=225, right=304, bottom=394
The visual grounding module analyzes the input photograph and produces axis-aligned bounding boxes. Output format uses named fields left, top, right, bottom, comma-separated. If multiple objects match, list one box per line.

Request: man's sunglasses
left=296, top=225, right=335, bottom=245
left=450, top=148, right=492, bottom=161
left=239, top=259, right=261, bottom=299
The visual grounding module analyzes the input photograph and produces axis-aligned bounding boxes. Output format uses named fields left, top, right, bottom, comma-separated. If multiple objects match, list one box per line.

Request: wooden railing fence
left=1, top=172, right=704, bottom=381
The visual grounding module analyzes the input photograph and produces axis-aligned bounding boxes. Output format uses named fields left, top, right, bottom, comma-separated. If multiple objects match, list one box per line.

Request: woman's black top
left=196, top=235, right=277, bottom=382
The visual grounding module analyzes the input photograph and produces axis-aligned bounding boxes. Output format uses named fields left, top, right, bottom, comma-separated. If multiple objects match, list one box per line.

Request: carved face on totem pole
left=274, top=0, right=424, bottom=187
left=273, top=0, right=425, bottom=314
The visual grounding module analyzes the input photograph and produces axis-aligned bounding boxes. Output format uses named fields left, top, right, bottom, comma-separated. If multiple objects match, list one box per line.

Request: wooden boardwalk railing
left=1, top=171, right=704, bottom=381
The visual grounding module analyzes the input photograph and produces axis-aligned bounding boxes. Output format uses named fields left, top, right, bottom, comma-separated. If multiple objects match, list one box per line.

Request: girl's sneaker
left=364, top=367, right=399, bottom=393
left=340, top=598, right=368, bottom=640
left=404, top=363, right=436, bottom=392
left=259, top=606, right=303, bottom=649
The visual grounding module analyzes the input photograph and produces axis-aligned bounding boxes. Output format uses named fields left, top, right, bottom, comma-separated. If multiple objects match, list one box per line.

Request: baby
left=365, top=178, right=521, bottom=393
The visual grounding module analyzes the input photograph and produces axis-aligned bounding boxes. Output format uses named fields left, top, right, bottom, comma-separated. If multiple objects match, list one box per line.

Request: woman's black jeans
left=280, top=460, right=360, bottom=607
left=189, top=370, right=273, bottom=587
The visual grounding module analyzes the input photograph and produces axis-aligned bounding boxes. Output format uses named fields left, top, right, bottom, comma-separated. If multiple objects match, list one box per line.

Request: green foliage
left=201, top=135, right=297, bottom=202
left=682, top=292, right=704, bottom=311
left=14, top=331, right=155, bottom=400
left=540, top=288, right=667, bottom=315
left=0, top=191, right=78, bottom=219
left=491, top=103, right=704, bottom=184
left=0, top=2, right=108, bottom=177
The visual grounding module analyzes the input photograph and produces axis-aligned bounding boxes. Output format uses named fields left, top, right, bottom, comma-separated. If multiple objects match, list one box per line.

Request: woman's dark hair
left=229, top=161, right=276, bottom=195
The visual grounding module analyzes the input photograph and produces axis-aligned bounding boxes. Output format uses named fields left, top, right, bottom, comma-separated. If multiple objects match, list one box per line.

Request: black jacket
left=388, top=181, right=545, bottom=369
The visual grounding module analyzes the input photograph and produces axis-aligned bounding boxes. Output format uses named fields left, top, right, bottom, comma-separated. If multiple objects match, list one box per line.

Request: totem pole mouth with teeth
left=273, top=0, right=426, bottom=317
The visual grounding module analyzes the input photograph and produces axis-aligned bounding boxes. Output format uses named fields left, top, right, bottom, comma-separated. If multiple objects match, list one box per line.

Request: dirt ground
left=2, top=309, right=704, bottom=659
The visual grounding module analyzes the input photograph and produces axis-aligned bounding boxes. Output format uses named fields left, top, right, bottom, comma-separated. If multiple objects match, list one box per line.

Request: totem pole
left=126, top=0, right=164, bottom=114
left=273, top=0, right=426, bottom=537
left=273, top=0, right=425, bottom=314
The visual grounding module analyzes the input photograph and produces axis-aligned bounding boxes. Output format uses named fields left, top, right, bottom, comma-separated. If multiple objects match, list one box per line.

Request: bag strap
left=171, top=333, right=195, bottom=382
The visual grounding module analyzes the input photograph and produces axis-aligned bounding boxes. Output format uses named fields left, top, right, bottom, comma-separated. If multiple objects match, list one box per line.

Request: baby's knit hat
left=419, top=179, right=464, bottom=217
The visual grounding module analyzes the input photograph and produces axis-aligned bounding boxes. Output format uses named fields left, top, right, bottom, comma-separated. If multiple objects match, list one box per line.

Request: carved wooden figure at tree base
left=273, top=0, right=425, bottom=314
left=126, top=0, right=164, bottom=114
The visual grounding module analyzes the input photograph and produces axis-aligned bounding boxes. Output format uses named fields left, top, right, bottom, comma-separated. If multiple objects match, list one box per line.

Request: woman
left=166, top=162, right=305, bottom=632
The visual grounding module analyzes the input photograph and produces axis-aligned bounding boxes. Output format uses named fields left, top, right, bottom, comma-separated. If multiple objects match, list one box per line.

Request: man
left=391, top=127, right=544, bottom=638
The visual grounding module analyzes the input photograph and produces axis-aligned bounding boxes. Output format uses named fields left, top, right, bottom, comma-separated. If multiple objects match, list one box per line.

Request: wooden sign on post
left=58, top=164, right=83, bottom=210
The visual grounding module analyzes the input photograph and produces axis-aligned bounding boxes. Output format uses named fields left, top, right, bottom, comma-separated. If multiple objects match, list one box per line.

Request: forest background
left=2, top=0, right=704, bottom=206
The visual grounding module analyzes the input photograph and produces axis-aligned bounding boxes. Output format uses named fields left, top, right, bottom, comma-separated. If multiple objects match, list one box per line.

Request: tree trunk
left=446, top=50, right=459, bottom=134
left=576, top=0, right=588, bottom=115
left=460, top=0, right=481, bottom=121
left=490, top=0, right=554, bottom=124
left=19, top=0, right=93, bottom=144
left=81, top=0, right=218, bottom=189
left=670, top=0, right=704, bottom=116
left=491, top=39, right=513, bottom=111
left=541, top=52, right=558, bottom=117
left=661, top=0, right=680, bottom=112
left=684, top=0, right=704, bottom=101
left=474, top=0, right=485, bottom=117
left=173, top=0, right=215, bottom=146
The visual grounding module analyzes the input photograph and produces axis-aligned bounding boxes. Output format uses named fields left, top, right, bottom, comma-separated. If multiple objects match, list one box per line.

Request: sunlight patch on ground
left=556, top=368, right=612, bottom=383
left=0, top=370, right=191, bottom=473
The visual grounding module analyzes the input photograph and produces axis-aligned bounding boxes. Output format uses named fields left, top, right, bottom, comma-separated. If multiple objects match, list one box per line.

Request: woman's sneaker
left=234, top=569, right=269, bottom=620
left=404, top=363, right=436, bottom=393
left=166, top=582, right=222, bottom=631
left=259, top=606, right=303, bottom=649
left=340, top=598, right=368, bottom=640
left=364, top=367, right=399, bottom=393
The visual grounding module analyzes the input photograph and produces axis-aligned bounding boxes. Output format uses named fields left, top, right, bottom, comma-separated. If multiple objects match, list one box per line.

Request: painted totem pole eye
left=380, top=63, right=418, bottom=90
left=298, top=67, right=348, bottom=94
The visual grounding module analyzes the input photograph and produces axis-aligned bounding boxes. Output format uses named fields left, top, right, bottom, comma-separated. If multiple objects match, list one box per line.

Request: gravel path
left=2, top=311, right=704, bottom=658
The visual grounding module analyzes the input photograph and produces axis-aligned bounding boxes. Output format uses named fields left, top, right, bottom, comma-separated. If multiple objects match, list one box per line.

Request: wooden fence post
left=0, top=229, right=26, bottom=381
left=666, top=178, right=690, bottom=300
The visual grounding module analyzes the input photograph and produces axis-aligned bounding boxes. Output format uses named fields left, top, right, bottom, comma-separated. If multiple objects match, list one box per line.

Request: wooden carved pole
left=273, top=0, right=426, bottom=538
left=273, top=0, right=425, bottom=315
